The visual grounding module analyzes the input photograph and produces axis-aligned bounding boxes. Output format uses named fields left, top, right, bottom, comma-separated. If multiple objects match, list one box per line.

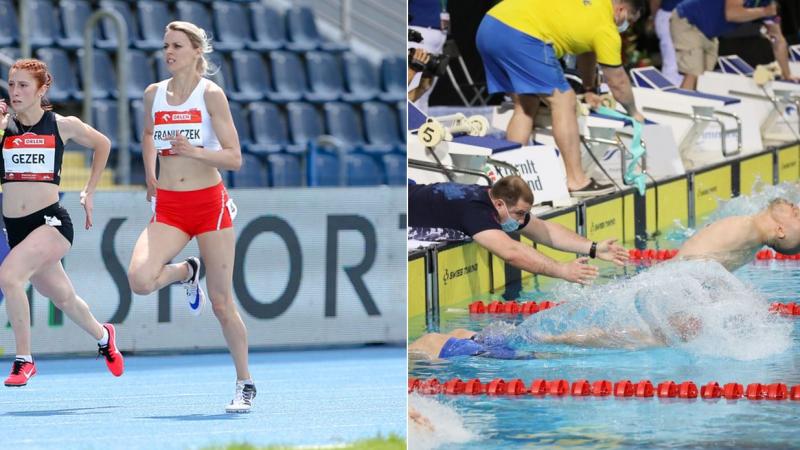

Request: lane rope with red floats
left=409, top=377, right=800, bottom=401
left=466, top=300, right=800, bottom=317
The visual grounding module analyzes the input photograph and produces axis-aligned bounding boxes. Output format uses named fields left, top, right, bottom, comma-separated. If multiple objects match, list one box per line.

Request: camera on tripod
left=408, top=29, right=450, bottom=77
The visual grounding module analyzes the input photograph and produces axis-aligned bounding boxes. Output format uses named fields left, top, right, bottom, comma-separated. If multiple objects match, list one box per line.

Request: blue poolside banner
left=0, top=187, right=407, bottom=355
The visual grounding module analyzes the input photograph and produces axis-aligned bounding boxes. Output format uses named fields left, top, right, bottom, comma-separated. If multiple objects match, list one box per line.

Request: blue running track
left=0, top=347, right=406, bottom=449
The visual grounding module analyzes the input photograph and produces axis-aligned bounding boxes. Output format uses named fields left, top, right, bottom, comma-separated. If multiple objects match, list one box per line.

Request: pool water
left=409, top=186, right=800, bottom=450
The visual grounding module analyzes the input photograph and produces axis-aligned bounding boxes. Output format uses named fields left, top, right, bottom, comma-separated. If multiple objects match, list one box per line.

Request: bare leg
left=408, top=333, right=450, bottom=359
left=681, top=74, right=698, bottom=90
left=0, top=226, right=71, bottom=355
left=31, top=262, right=103, bottom=340
left=197, top=228, right=250, bottom=380
left=543, top=88, right=591, bottom=191
left=505, top=94, right=540, bottom=145
left=127, top=222, right=192, bottom=295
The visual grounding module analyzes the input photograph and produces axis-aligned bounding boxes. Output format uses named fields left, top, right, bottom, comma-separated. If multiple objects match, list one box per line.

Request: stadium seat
left=212, top=1, right=251, bottom=52
left=286, top=102, right=323, bottom=153
left=229, top=50, right=270, bottom=102
left=344, top=153, right=384, bottom=186
left=130, top=99, right=144, bottom=147
left=232, top=153, right=269, bottom=187
left=125, top=49, right=156, bottom=100
left=323, top=102, right=365, bottom=152
left=361, top=101, right=401, bottom=153
left=58, top=0, right=96, bottom=49
left=175, top=1, right=214, bottom=46
left=92, top=99, right=119, bottom=148
left=248, top=102, right=289, bottom=154
left=98, top=0, right=139, bottom=49
left=397, top=101, right=406, bottom=144
left=35, top=48, right=79, bottom=102
left=24, top=0, right=59, bottom=48
left=76, top=49, right=117, bottom=99
left=228, top=101, right=252, bottom=151
left=308, top=149, right=340, bottom=186
left=135, top=1, right=172, bottom=50
left=266, top=153, right=303, bottom=187
left=247, top=3, right=286, bottom=51
left=285, top=6, right=348, bottom=52
left=382, top=153, right=406, bottom=185
left=379, top=56, right=406, bottom=102
left=341, top=52, right=380, bottom=102
left=304, top=51, right=343, bottom=103
left=0, top=0, right=19, bottom=47
left=269, top=51, right=307, bottom=103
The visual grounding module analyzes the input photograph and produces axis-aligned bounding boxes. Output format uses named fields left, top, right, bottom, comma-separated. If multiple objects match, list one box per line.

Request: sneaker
left=183, top=257, right=206, bottom=316
left=569, top=178, right=616, bottom=197
left=225, top=380, right=257, bottom=413
left=4, top=358, right=36, bottom=387
left=97, top=324, right=124, bottom=377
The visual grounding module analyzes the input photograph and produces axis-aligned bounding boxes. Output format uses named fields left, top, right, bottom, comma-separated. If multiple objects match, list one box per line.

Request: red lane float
left=769, top=302, right=800, bottom=316
left=468, top=300, right=557, bottom=315
left=628, top=248, right=678, bottom=261
left=408, top=377, right=800, bottom=403
left=756, top=249, right=800, bottom=260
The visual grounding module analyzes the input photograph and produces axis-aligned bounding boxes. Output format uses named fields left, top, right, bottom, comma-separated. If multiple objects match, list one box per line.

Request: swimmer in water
left=408, top=328, right=538, bottom=360
left=677, top=198, right=800, bottom=272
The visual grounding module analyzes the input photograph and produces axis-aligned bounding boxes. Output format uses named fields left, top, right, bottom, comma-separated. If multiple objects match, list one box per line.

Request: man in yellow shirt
left=476, top=0, right=645, bottom=197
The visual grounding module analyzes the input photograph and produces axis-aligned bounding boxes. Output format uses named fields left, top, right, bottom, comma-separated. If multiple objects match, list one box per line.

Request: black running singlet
left=0, top=111, right=64, bottom=185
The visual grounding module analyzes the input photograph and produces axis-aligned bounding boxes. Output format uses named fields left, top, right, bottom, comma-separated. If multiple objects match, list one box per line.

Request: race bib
left=2, top=134, right=56, bottom=181
left=153, top=109, right=203, bottom=156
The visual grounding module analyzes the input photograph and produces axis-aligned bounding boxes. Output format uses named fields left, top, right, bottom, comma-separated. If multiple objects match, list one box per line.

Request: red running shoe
left=4, top=359, right=36, bottom=387
left=97, top=324, right=124, bottom=376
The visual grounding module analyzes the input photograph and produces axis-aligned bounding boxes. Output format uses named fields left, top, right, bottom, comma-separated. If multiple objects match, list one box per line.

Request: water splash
left=514, top=260, right=792, bottom=360
left=707, top=181, right=800, bottom=223
left=408, top=394, right=477, bottom=450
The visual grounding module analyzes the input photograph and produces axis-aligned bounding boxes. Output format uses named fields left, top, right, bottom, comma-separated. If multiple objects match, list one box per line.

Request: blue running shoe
left=183, top=257, right=206, bottom=316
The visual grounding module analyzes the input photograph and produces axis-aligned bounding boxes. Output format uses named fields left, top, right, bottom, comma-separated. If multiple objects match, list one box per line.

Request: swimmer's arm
left=185, top=86, right=242, bottom=171
left=474, top=229, right=598, bottom=283
left=56, top=115, right=111, bottom=196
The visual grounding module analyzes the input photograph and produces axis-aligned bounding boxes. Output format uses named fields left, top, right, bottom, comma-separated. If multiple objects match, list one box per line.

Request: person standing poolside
left=125, top=21, right=254, bottom=413
left=0, top=59, right=123, bottom=387
left=475, top=0, right=645, bottom=197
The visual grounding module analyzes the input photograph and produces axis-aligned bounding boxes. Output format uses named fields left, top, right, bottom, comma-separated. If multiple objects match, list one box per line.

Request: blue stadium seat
left=229, top=50, right=270, bottom=102
left=135, top=1, right=172, bottom=50
left=98, top=0, right=139, bottom=49
left=231, top=153, right=269, bottom=187
left=308, top=149, right=340, bottom=186
left=397, top=101, right=406, bottom=144
left=379, top=56, right=406, bottom=102
left=24, top=0, right=59, bottom=48
left=125, top=49, right=156, bottom=100
left=228, top=101, right=252, bottom=151
left=267, top=153, right=303, bottom=187
left=269, top=51, right=307, bottom=103
left=35, top=48, right=79, bottom=102
left=175, top=1, right=214, bottom=45
left=247, top=3, right=285, bottom=51
left=361, top=101, right=400, bottom=154
left=0, top=0, right=19, bottom=47
left=248, top=102, right=288, bottom=154
left=76, top=49, right=117, bottom=99
left=212, top=1, right=250, bottom=52
left=58, top=0, right=96, bottom=49
left=342, top=52, right=379, bottom=102
left=286, top=102, right=323, bottom=153
left=130, top=99, right=144, bottom=146
left=92, top=100, right=119, bottom=148
left=323, top=102, right=365, bottom=152
left=344, top=153, right=385, bottom=186
left=382, top=153, right=406, bottom=185
left=304, top=51, right=343, bottom=103
left=285, top=6, right=348, bottom=52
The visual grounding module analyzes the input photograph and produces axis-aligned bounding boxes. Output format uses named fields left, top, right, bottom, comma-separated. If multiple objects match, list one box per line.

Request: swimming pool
left=409, top=191, right=800, bottom=449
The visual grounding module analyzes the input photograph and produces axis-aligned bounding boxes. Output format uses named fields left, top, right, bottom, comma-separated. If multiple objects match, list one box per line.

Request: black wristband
left=589, top=241, right=597, bottom=259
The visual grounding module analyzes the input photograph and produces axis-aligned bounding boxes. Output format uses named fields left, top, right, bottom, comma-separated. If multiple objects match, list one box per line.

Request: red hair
left=9, top=59, right=53, bottom=111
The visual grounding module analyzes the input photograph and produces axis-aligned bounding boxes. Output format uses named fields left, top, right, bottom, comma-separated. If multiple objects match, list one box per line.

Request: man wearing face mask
left=671, top=0, right=799, bottom=90
left=408, top=176, right=629, bottom=285
left=475, top=0, right=645, bottom=198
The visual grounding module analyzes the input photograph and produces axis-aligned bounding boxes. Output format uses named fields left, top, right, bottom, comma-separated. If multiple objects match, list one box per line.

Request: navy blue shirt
left=408, top=182, right=530, bottom=241
left=677, top=0, right=774, bottom=39
left=660, top=0, right=682, bottom=12
left=409, top=0, right=442, bottom=29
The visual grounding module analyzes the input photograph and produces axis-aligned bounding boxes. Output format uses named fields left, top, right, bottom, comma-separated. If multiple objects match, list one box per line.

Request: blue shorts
left=476, top=15, right=571, bottom=96
left=438, top=337, right=526, bottom=359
